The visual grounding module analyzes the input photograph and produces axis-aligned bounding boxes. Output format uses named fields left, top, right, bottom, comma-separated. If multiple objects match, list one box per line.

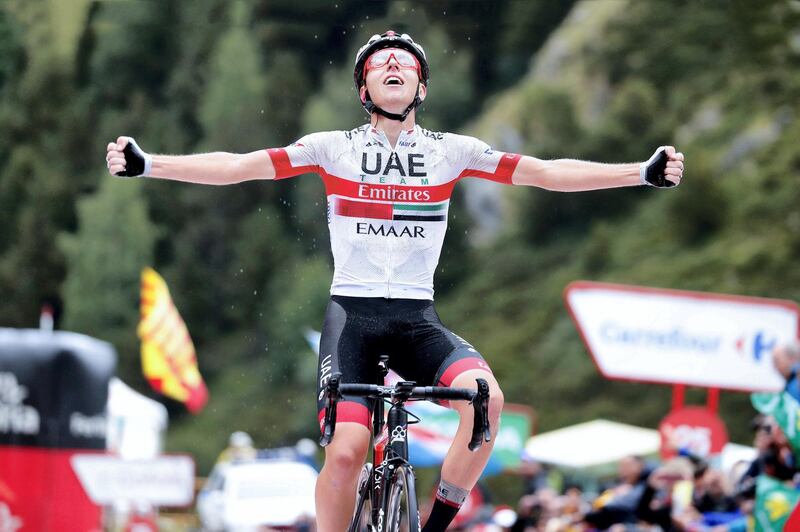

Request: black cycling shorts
left=316, top=295, right=492, bottom=431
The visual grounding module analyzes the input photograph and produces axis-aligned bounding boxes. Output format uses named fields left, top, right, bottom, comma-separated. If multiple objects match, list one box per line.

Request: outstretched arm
left=511, top=146, right=684, bottom=191
left=106, top=136, right=276, bottom=184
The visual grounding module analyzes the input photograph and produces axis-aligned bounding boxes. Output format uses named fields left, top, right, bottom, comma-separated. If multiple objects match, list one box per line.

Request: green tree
left=0, top=5, right=25, bottom=94
left=0, top=137, right=82, bottom=328
left=199, top=2, right=269, bottom=151
left=59, top=178, right=158, bottom=386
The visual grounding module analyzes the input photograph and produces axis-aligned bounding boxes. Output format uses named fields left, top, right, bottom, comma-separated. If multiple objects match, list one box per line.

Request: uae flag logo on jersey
left=334, top=197, right=446, bottom=222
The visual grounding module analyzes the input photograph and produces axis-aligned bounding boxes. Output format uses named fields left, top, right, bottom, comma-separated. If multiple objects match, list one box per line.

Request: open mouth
left=383, top=76, right=404, bottom=86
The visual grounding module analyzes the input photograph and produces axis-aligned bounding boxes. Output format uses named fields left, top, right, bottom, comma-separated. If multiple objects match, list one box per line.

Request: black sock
left=421, top=498, right=460, bottom=532
left=422, top=479, right=469, bottom=531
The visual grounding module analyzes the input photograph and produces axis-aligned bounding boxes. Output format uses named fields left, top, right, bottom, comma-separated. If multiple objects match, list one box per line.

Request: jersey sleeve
left=266, top=131, right=333, bottom=180
left=452, top=134, right=522, bottom=185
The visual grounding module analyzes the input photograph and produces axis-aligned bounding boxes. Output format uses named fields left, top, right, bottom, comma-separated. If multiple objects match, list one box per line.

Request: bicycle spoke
left=385, top=465, right=419, bottom=532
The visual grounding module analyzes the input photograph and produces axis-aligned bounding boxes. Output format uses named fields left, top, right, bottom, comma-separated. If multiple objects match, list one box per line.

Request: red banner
left=0, top=446, right=102, bottom=531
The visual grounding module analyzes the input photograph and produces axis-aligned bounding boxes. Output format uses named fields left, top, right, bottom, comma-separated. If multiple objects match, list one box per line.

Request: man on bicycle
left=106, top=31, right=684, bottom=531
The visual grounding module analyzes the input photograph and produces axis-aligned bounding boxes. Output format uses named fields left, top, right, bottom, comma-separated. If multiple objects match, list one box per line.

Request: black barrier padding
left=0, top=329, right=116, bottom=449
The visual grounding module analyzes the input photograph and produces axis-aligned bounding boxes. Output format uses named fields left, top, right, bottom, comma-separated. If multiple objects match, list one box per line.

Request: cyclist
left=106, top=31, right=684, bottom=531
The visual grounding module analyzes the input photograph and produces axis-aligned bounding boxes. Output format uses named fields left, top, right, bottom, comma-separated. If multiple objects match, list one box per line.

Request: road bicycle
left=319, top=355, right=491, bottom=532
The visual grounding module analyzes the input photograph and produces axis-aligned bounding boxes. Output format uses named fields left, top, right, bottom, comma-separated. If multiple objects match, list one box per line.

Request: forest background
left=3, top=0, right=800, bottom=489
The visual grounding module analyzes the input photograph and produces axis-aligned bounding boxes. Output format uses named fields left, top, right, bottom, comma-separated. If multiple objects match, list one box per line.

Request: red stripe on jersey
left=458, top=152, right=522, bottom=184
left=322, top=173, right=456, bottom=203
left=266, top=148, right=320, bottom=180
left=317, top=401, right=371, bottom=431
left=334, top=198, right=393, bottom=220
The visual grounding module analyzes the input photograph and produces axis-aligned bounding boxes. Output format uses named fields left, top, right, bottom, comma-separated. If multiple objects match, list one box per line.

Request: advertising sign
left=407, top=401, right=534, bottom=471
left=72, top=454, right=195, bottom=506
left=564, top=281, right=799, bottom=391
left=0, top=329, right=115, bottom=448
left=659, top=406, right=729, bottom=458
left=0, top=328, right=116, bottom=531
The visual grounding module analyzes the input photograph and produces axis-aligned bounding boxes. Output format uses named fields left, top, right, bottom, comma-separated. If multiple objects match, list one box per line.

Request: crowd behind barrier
left=187, top=341, right=800, bottom=531
left=452, top=340, right=800, bottom=532
left=191, top=417, right=778, bottom=532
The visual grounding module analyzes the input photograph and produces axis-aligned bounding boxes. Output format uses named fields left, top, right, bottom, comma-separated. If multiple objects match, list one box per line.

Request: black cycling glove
left=640, top=147, right=675, bottom=188
left=115, top=138, right=152, bottom=178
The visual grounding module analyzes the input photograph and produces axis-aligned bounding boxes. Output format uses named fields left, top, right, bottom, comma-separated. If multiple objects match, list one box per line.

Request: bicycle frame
left=366, top=394, right=416, bottom=529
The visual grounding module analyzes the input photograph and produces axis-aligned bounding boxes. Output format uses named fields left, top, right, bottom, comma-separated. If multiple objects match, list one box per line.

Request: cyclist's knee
left=450, top=369, right=504, bottom=422
left=488, top=386, right=504, bottom=428
left=326, top=447, right=364, bottom=476
left=324, top=424, right=369, bottom=475
left=475, top=376, right=504, bottom=426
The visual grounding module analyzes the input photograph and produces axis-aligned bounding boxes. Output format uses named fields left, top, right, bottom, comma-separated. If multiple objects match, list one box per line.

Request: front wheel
left=385, top=465, right=420, bottom=532
left=349, top=462, right=373, bottom=532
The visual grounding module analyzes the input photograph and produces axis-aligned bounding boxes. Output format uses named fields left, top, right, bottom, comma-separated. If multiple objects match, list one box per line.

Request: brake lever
left=319, top=373, right=342, bottom=447
left=468, top=378, right=491, bottom=451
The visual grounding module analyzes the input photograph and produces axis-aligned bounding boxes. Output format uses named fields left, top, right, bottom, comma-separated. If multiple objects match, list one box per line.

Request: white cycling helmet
left=353, top=30, right=429, bottom=121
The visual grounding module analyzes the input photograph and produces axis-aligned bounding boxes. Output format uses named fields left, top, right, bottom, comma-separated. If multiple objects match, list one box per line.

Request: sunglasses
left=365, top=48, right=420, bottom=75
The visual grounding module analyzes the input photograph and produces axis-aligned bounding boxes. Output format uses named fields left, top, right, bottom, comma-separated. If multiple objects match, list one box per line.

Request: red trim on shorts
left=266, top=148, right=320, bottom=180
left=317, top=401, right=371, bottom=432
left=437, top=358, right=493, bottom=387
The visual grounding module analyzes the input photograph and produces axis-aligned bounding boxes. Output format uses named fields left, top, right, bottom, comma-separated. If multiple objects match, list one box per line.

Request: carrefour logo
left=599, top=323, right=721, bottom=353
left=735, top=331, right=776, bottom=361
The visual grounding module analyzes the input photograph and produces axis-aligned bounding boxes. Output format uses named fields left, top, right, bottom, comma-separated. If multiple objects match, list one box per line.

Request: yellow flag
left=138, top=267, right=208, bottom=413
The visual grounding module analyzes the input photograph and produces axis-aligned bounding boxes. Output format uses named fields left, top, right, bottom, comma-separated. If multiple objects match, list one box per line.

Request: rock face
left=460, top=0, right=625, bottom=245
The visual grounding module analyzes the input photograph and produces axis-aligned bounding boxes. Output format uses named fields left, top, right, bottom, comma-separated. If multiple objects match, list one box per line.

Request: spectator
left=518, top=455, right=550, bottom=495
left=693, top=469, right=737, bottom=514
left=216, top=430, right=257, bottom=464
left=772, top=340, right=800, bottom=402
left=635, top=457, right=694, bottom=531
left=582, top=455, right=649, bottom=529
left=511, top=492, right=545, bottom=531
left=541, top=485, right=589, bottom=532
left=738, top=415, right=795, bottom=491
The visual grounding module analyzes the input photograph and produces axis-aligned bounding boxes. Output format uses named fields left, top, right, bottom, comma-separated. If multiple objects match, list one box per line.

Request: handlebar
left=319, top=373, right=492, bottom=452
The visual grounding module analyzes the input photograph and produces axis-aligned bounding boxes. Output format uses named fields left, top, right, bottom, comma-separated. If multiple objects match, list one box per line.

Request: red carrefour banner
left=659, top=406, right=729, bottom=459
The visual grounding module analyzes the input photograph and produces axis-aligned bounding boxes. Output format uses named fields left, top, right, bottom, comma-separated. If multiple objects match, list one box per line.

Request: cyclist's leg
left=315, top=296, right=379, bottom=531
left=315, top=423, right=371, bottom=532
left=392, top=304, right=503, bottom=530
left=424, top=356, right=503, bottom=532
left=440, top=367, right=503, bottom=489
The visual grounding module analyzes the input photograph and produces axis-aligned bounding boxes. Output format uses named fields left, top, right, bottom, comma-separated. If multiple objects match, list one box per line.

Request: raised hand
left=640, top=146, right=684, bottom=188
left=106, top=136, right=152, bottom=177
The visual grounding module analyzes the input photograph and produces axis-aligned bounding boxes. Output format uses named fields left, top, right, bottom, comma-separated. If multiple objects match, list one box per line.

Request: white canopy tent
left=106, top=377, right=168, bottom=459
left=524, top=419, right=757, bottom=472
left=524, top=419, right=662, bottom=469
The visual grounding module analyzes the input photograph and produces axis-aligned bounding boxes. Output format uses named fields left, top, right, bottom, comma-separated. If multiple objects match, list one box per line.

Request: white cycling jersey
left=267, top=124, right=521, bottom=300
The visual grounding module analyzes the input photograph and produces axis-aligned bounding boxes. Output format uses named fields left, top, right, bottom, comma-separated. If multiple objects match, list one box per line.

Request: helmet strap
left=364, top=83, right=421, bottom=122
